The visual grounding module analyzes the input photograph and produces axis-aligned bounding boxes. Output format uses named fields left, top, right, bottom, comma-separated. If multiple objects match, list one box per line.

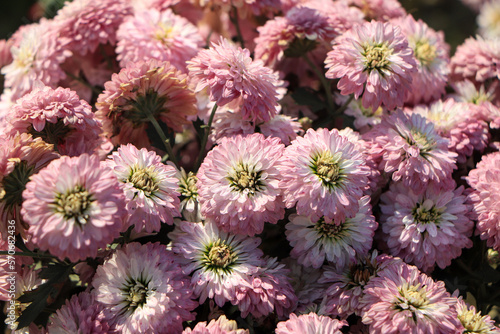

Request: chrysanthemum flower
left=380, top=180, right=473, bottom=272
left=450, top=36, right=500, bottom=84
left=455, top=296, right=500, bottom=333
left=1, top=20, right=71, bottom=100
left=392, top=14, right=449, bottom=105
left=259, top=114, right=302, bottom=145
left=92, top=242, right=198, bottom=334
left=411, top=99, right=489, bottom=163
left=234, top=257, right=297, bottom=319
left=168, top=220, right=265, bottom=307
left=325, top=20, right=416, bottom=111
left=21, top=154, right=126, bottom=262
left=478, top=1, right=500, bottom=39
left=54, top=0, right=132, bottom=56
left=369, top=110, right=457, bottom=193
left=6, top=85, right=102, bottom=156
left=337, top=94, right=386, bottom=132
left=107, top=144, right=180, bottom=233
left=46, top=291, right=114, bottom=334
left=278, top=127, right=370, bottom=222
left=176, top=168, right=201, bottom=222
left=466, top=151, right=500, bottom=251
left=347, top=0, right=406, bottom=21
left=361, top=262, right=461, bottom=333
left=197, top=133, right=285, bottom=236
left=0, top=133, right=58, bottom=239
left=320, top=252, right=401, bottom=318
left=96, top=60, right=198, bottom=148
left=285, top=196, right=376, bottom=270
left=275, top=312, right=347, bottom=334
left=116, top=8, right=203, bottom=71
left=452, top=80, right=500, bottom=121
left=183, top=315, right=249, bottom=334
left=187, top=38, right=281, bottom=123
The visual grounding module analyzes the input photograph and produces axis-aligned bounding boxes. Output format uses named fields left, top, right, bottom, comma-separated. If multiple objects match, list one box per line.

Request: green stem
left=0, top=250, right=58, bottom=259
left=193, top=104, right=218, bottom=172
left=230, top=6, right=245, bottom=49
left=64, top=71, right=101, bottom=96
left=301, top=54, right=334, bottom=114
left=144, top=112, right=179, bottom=168
left=336, top=94, right=354, bottom=115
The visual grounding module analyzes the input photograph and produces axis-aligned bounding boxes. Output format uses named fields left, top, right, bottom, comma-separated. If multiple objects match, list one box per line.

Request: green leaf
left=291, top=87, right=326, bottom=112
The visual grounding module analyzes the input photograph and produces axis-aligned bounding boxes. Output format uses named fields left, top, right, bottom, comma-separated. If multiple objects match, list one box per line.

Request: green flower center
left=129, top=167, right=159, bottom=197
left=459, top=308, right=492, bottom=333
left=397, top=284, right=428, bottom=310
left=54, top=186, right=93, bottom=225
left=413, top=202, right=441, bottom=224
left=406, top=129, right=436, bottom=155
left=349, top=261, right=377, bottom=287
left=311, top=151, right=343, bottom=190
left=227, top=163, right=264, bottom=196
left=0, top=161, right=34, bottom=210
left=122, top=277, right=152, bottom=313
left=179, top=171, right=198, bottom=199
left=414, top=39, right=437, bottom=67
left=202, top=241, right=238, bottom=275
left=314, top=218, right=343, bottom=238
left=363, top=43, right=392, bottom=72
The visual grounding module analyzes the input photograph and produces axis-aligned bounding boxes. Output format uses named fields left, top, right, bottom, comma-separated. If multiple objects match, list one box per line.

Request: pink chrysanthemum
left=285, top=196, right=377, bottom=270
left=478, top=1, right=500, bottom=39
left=361, top=262, right=462, bottom=333
left=46, top=291, right=114, bottom=333
left=278, top=127, right=370, bottom=222
left=455, top=296, right=500, bottom=333
left=325, top=20, right=416, bottom=111
left=392, top=14, right=450, bottom=105
left=369, top=110, right=457, bottom=193
left=6, top=85, right=102, bottom=156
left=380, top=180, right=473, bottom=272
left=411, top=99, right=490, bottom=163
left=197, top=133, right=285, bottom=236
left=187, top=38, right=281, bottom=123
left=1, top=20, right=71, bottom=100
left=452, top=80, right=500, bottom=123
left=347, top=0, right=406, bottom=21
left=234, top=257, right=297, bottom=319
left=116, top=8, right=203, bottom=71
left=21, top=154, right=126, bottom=262
left=107, top=144, right=180, bottom=233
left=259, top=114, right=302, bottom=145
left=168, top=220, right=265, bottom=307
left=92, top=242, right=198, bottom=334
left=275, top=312, right=347, bottom=334
left=466, top=151, right=500, bottom=251
left=96, top=60, right=197, bottom=148
left=54, top=0, right=132, bottom=56
left=183, top=315, right=249, bottom=334
left=0, top=39, right=12, bottom=69
left=0, top=133, right=58, bottom=239
left=320, top=252, right=401, bottom=318
left=450, top=36, right=500, bottom=84
left=337, top=93, right=386, bottom=132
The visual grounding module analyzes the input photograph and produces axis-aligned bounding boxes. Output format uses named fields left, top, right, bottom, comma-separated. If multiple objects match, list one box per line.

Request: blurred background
left=0, top=0, right=480, bottom=54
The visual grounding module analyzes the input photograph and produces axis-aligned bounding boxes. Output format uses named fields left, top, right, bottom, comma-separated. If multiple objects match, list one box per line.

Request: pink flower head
left=380, top=180, right=473, bottom=272
left=320, top=252, right=402, bottom=318
left=325, top=20, right=417, bottom=111
left=369, top=110, right=457, bottom=194
left=183, top=315, right=249, bottom=334
left=96, top=59, right=197, bottom=148
left=54, top=0, right=132, bottom=56
left=168, top=220, right=264, bottom=307
left=1, top=20, right=71, bottom=100
left=234, top=257, right=297, bottom=319
left=286, top=195, right=377, bottom=270
left=187, top=38, right=281, bottom=123
left=392, top=14, right=450, bottom=105
left=21, top=154, right=126, bottom=262
left=337, top=93, right=386, bottom=132
left=275, top=312, right=347, bottom=334
left=46, top=291, right=114, bottom=333
left=452, top=80, right=500, bottom=123
left=411, top=99, right=490, bottom=163
left=107, top=144, right=180, bottom=233
left=0, top=133, right=58, bottom=239
left=116, top=8, right=203, bottom=71
left=347, top=0, right=406, bottom=21
left=361, top=262, right=462, bottom=333
left=197, top=133, right=286, bottom=236
left=6, top=85, right=102, bottom=156
left=278, top=127, right=370, bottom=222
left=259, top=114, right=303, bottom=145
left=466, top=151, right=500, bottom=251
left=92, top=242, right=198, bottom=334
left=450, top=36, right=500, bottom=84
left=455, top=295, right=500, bottom=333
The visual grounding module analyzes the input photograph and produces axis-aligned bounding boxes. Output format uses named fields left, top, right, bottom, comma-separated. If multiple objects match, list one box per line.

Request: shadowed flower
left=275, top=312, right=347, bottom=334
